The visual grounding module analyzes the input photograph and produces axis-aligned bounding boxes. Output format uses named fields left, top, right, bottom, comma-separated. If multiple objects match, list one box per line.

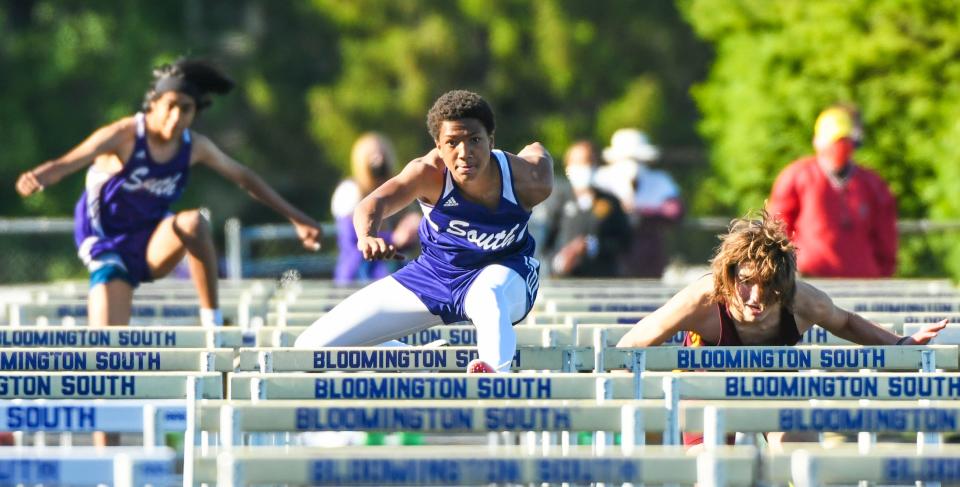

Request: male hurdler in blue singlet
left=16, top=58, right=322, bottom=327
left=295, top=90, right=554, bottom=372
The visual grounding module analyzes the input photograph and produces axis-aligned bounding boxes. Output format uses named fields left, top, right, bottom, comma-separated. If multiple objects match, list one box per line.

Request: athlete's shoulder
left=506, top=143, right=554, bottom=208
left=98, top=116, right=138, bottom=139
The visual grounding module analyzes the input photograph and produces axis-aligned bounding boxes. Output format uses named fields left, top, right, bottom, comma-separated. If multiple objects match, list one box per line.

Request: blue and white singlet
left=391, top=149, right=540, bottom=323
left=73, top=112, right=192, bottom=285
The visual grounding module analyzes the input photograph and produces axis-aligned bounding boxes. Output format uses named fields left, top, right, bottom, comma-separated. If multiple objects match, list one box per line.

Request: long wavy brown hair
left=710, top=210, right=797, bottom=310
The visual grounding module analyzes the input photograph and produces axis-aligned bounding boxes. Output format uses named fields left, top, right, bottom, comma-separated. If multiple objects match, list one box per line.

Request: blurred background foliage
left=682, top=0, right=960, bottom=278
left=2, top=0, right=958, bottom=280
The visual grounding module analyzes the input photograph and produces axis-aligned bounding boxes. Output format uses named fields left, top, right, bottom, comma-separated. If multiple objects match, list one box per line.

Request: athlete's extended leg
left=87, top=280, right=134, bottom=327
left=463, top=265, right=528, bottom=372
left=147, top=210, right=220, bottom=323
left=294, top=277, right=439, bottom=348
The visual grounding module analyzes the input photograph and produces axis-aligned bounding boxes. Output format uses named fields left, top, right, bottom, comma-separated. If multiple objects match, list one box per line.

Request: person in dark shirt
left=543, top=141, right=631, bottom=277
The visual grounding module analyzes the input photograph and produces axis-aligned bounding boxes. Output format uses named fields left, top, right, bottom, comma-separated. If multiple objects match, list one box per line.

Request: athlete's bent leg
left=463, top=265, right=527, bottom=372
left=294, top=277, right=439, bottom=348
left=147, top=210, right=220, bottom=323
left=88, top=280, right=134, bottom=327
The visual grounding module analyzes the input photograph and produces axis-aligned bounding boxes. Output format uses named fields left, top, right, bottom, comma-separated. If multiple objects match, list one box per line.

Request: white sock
left=200, top=308, right=223, bottom=327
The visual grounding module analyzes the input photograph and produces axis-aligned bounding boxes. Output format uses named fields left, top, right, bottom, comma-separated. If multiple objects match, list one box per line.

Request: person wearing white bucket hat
left=594, top=128, right=683, bottom=277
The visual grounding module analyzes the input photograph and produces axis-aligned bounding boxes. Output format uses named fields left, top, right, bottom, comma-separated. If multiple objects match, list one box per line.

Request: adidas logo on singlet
left=443, top=198, right=459, bottom=207
left=134, top=150, right=146, bottom=159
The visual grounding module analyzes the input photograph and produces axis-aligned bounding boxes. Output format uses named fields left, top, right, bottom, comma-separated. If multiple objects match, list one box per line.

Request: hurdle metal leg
left=703, top=406, right=725, bottom=451
left=183, top=376, right=202, bottom=487
left=620, top=405, right=644, bottom=453
left=593, top=377, right=613, bottom=453
left=662, top=376, right=680, bottom=446
left=790, top=450, right=817, bottom=487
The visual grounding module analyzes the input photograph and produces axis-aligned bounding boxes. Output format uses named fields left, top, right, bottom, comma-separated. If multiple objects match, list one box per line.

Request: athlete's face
left=734, top=262, right=770, bottom=322
left=148, top=91, right=197, bottom=141
left=435, top=118, right=494, bottom=183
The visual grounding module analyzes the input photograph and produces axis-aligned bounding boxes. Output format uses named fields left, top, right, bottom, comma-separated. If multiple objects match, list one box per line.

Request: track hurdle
left=229, top=371, right=960, bottom=401
left=259, top=323, right=859, bottom=347
left=0, top=399, right=187, bottom=447
left=0, top=372, right=222, bottom=399
left=238, top=345, right=957, bottom=372
left=0, top=326, right=252, bottom=348
left=196, top=445, right=757, bottom=486
left=765, top=445, right=960, bottom=486
left=0, top=348, right=234, bottom=372
left=0, top=446, right=176, bottom=486
left=198, top=399, right=665, bottom=447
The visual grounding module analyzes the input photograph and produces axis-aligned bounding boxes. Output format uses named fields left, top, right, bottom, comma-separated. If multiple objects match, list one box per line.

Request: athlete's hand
left=294, top=220, right=322, bottom=252
left=901, top=319, right=948, bottom=345
left=16, top=171, right=45, bottom=197
left=358, top=235, right=405, bottom=261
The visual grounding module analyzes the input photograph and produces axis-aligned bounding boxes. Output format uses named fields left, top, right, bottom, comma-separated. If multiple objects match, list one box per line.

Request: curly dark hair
left=426, top=90, right=495, bottom=140
left=710, top=209, right=797, bottom=310
left=142, top=58, right=234, bottom=112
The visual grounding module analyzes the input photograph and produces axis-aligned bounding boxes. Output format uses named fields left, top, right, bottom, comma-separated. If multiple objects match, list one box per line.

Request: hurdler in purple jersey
left=295, top=90, right=553, bottom=373
left=393, top=149, right=539, bottom=324
left=17, top=57, right=322, bottom=328
left=75, top=113, right=191, bottom=287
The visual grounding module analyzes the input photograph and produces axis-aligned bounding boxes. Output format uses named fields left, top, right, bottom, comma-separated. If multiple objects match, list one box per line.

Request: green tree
left=682, top=0, right=960, bottom=277
left=304, top=0, right=709, bottom=176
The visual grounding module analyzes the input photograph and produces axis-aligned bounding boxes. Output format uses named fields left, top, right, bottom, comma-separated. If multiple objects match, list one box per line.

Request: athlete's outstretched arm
left=509, top=142, right=554, bottom=210
left=795, top=281, right=946, bottom=345
left=16, top=118, right=135, bottom=197
left=354, top=150, right=442, bottom=260
left=616, top=275, right=716, bottom=347
left=192, top=134, right=322, bottom=251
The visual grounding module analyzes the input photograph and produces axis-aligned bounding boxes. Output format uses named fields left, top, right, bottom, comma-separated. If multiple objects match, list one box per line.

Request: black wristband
left=895, top=336, right=911, bottom=345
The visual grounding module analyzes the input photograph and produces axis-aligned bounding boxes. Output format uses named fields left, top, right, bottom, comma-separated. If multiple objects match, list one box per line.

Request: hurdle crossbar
left=239, top=345, right=958, bottom=372
left=0, top=348, right=233, bottom=372
left=0, top=446, right=176, bottom=486
left=228, top=371, right=960, bottom=400
left=196, top=445, right=757, bottom=486
left=0, top=372, right=222, bottom=399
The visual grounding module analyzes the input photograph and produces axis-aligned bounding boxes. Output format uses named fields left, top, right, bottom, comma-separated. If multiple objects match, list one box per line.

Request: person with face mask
left=594, top=128, right=684, bottom=277
left=331, top=133, right=420, bottom=285
left=541, top=141, right=631, bottom=277
left=768, top=104, right=897, bottom=277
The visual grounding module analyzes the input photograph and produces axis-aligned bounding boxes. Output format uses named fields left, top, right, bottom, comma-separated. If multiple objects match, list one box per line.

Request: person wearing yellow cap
left=768, top=104, right=897, bottom=277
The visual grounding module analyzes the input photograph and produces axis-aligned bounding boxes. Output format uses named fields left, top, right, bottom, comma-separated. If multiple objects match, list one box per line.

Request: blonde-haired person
left=331, top=132, right=419, bottom=285
left=615, top=211, right=945, bottom=445
left=768, top=104, right=897, bottom=277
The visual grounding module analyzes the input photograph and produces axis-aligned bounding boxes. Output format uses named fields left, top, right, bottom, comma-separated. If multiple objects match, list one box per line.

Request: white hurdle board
left=196, top=445, right=757, bottom=486
left=682, top=400, right=960, bottom=433
left=0, top=446, right=176, bottom=486
left=239, top=346, right=958, bottom=372
left=197, top=399, right=667, bottom=437
left=0, top=326, right=252, bottom=348
left=0, top=399, right=186, bottom=437
left=229, top=371, right=960, bottom=401
left=0, top=372, right=222, bottom=399
left=0, top=348, right=233, bottom=372
left=765, top=445, right=960, bottom=486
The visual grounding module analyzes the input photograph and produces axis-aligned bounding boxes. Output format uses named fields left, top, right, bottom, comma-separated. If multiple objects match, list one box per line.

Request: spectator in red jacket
left=768, top=104, right=897, bottom=277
